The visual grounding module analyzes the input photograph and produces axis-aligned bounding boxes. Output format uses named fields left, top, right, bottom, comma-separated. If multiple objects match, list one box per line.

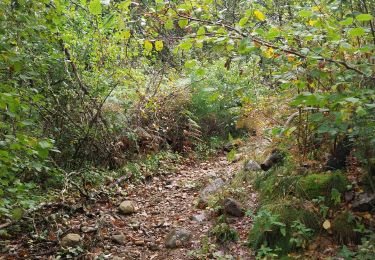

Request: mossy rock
left=296, top=172, right=349, bottom=202
left=332, top=211, right=360, bottom=244
left=248, top=198, right=321, bottom=255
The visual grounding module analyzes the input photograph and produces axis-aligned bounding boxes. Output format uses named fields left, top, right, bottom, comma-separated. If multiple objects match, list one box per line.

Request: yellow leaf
left=144, top=40, right=153, bottom=52
left=287, top=55, right=295, bottom=62
left=155, top=40, right=163, bottom=51
left=312, top=6, right=320, bottom=11
left=264, top=47, right=274, bottom=58
left=323, top=220, right=331, bottom=230
left=254, top=10, right=266, bottom=21
left=123, top=30, right=131, bottom=39
left=308, top=20, right=317, bottom=26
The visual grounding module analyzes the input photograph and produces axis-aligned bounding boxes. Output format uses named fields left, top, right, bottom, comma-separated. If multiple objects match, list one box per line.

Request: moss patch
left=296, top=172, right=349, bottom=202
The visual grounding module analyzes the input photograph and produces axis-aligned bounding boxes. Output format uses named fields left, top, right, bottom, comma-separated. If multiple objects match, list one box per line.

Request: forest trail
left=102, top=154, right=254, bottom=259
left=4, top=136, right=269, bottom=259
left=77, top=135, right=269, bottom=259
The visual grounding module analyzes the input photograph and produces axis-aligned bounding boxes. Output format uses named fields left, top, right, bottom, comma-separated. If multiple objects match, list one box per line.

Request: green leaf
left=348, top=27, right=366, bottom=37
left=195, top=68, right=205, bottom=76
left=38, top=140, right=53, bottom=149
left=184, top=60, right=196, bottom=69
left=88, top=0, right=102, bottom=15
left=340, top=17, right=353, bottom=26
left=165, top=19, right=174, bottom=30
left=197, top=26, right=205, bottom=36
left=280, top=226, right=287, bottom=237
left=299, top=10, right=313, bottom=18
left=178, top=19, right=189, bottom=28
left=227, top=149, right=236, bottom=162
left=356, top=106, right=367, bottom=116
left=356, top=14, right=373, bottom=22
left=180, top=41, right=193, bottom=51
left=238, top=17, right=249, bottom=27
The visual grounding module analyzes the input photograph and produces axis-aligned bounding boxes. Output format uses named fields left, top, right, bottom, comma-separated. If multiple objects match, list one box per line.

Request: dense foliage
left=0, top=0, right=374, bottom=257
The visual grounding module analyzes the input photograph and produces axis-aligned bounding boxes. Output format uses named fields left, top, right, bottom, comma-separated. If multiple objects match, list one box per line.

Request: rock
left=260, top=149, right=284, bottom=171
left=223, top=142, right=235, bottom=152
left=192, top=212, right=206, bottom=222
left=344, top=190, right=355, bottom=202
left=223, top=198, right=245, bottom=217
left=352, top=193, right=375, bottom=212
left=112, top=233, right=126, bottom=244
left=244, top=160, right=261, bottom=171
left=81, top=226, right=97, bottom=233
left=148, top=242, right=159, bottom=251
left=165, top=228, right=191, bottom=248
left=60, top=233, right=81, bottom=247
left=119, top=200, right=136, bottom=215
left=198, top=178, right=225, bottom=209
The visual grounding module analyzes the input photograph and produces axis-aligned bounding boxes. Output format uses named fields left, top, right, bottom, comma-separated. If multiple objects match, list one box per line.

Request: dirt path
left=84, top=154, right=255, bottom=259
left=3, top=137, right=268, bottom=259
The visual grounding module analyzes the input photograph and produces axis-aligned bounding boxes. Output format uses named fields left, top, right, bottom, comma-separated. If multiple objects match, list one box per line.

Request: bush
left=210, top=222, right=239, bottom=244
left=248, top=198, right=320, bottom=255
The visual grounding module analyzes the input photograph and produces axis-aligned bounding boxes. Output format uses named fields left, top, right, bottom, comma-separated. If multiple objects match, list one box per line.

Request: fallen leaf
left=323, top=219, right=331, bottom=230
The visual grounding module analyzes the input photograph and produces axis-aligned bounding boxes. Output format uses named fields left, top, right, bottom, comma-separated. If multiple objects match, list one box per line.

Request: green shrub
left=210, top=222, right=239, bottom=244
left=248, top=198, right=320, bottom=255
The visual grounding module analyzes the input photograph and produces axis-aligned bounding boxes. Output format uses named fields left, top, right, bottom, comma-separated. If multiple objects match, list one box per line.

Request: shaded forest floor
left=2, top=136, right=272, bottom=259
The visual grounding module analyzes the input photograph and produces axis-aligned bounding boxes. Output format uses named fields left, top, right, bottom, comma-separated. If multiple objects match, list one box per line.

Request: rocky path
left=82, top=154, right=256, bottom=259
left=3, top=137, right=268, bottom=259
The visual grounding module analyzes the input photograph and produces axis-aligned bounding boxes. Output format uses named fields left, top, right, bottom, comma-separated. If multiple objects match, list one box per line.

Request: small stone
left=192, top=213, right=206, bottom=222
left=60, top=233, right=81, bottom=247
left=134, top=239, right=145, bottom=246
left=148, top=242, right=159, bottom=251
left=119, top=200, right=136, bottom=215
left=223, top=198, right=245, bottom=217
left=244, top=160, right=261, bottom=171
left=112, top=233, right=126, bottom=244
left=165, top=228, right=191, bottom=248
left=81, top=226, right=97, bottom=233
left=344, top=190, right=355, bottom=202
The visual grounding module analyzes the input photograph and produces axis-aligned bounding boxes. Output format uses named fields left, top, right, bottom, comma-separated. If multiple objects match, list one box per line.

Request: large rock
left=223, top=198, right=244, bottom=217
left=165, top=228, right=191, bottom=248
left=261, top=149, right=284, bottom=171
left=60, top=233, right=81, bottom=247
left=119, top=200, right=136, bottom=215
left=198, top=178, right=225, bottom=209
left=244, top=160, right=261, bottom=171
left=352, top=193, right=375, bottom=212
